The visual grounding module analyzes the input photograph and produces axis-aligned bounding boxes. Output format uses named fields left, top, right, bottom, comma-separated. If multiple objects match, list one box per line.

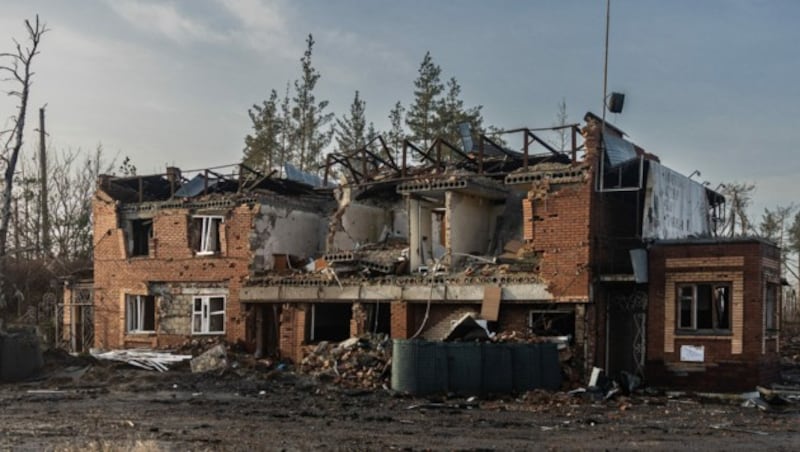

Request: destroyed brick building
left=91, top=113, right=782, bottom=390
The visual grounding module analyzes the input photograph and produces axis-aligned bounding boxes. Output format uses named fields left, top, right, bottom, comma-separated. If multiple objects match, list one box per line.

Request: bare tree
left=719, top=182, right=755, bottom=237
left=0, top=16, right=46, bottom=307
left=550, top=98, right=569, bottom=151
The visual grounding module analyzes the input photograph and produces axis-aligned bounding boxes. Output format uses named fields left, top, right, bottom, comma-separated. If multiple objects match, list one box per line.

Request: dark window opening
left=766, top=283, right=779, bottom=331
left=309, top=303, right=351, bottom=342
left=677, top=283, right=731, bottom=333
left=365, top=302, right=391, bottom=335
left=126, top=295, right=155, bottom=333
left=528, top=309, right=575, bottom=337
left=129, top=219, right=152, bottom=257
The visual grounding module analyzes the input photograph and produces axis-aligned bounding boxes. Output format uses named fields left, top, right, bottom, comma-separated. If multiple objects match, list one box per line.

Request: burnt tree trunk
left=0, top=16, right=46, bottom=303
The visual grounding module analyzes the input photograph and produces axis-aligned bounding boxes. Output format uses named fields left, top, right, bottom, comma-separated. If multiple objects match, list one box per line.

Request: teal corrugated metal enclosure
left=446, top=342, right=482, bottom=395
left=510, top=343, right=542, bottom=392
left=392, top=340, right=561, bottom=396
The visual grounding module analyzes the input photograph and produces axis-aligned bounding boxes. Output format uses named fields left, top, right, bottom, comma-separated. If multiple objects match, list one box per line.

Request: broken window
left=127, top=219, right=152, bottom=257
left=765, top=283, right=779, bottom=331
left=190, top=215, right=223, bottom=255
left=192, top=295, right=226, bottom=334
left=126, top=295, right=155, bottom=333
left=676, top=283, right=731, bottom=332
left=528, top=309, right=575, bottom=337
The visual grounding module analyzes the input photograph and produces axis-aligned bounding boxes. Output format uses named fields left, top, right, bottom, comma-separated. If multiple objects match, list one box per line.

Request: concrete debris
left=443, top=313, right=492, bottom=341
left=190, top=344, right=229, bottom=374
left=91, top=349, right=192, bottom=372
left=300, top=334, right=392, bottom=389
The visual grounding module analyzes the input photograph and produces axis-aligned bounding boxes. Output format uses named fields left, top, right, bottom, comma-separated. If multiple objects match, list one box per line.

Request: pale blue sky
left=1, top=0, right=797, bottom=215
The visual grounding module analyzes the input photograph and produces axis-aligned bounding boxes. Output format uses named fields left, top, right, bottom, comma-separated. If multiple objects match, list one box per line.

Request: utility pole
left=39, top=106, right=49, bottom=257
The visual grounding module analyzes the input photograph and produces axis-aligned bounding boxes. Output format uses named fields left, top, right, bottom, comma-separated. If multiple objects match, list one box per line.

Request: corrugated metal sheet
left=174, top=174, right=220, bottom=198
left=284, top=163, right=326, bottom=188
left=603, top=131, right=637, bottom=167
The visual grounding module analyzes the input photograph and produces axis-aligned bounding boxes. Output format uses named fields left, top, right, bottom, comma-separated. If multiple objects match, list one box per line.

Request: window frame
left=191, top=215, right=224, bottom=256
left=127, top=218, right=153, bottom=257
left=676, top=282, right=732, bottom=335
left=125, top=294, right=156, bottom=334
left=765, top=283, right=779, bottom=333
left=192, top=295, right=226, bottom=335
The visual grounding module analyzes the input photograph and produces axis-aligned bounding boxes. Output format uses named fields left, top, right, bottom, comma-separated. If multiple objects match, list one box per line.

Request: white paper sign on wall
left=680, top=345, right=705, bottom=362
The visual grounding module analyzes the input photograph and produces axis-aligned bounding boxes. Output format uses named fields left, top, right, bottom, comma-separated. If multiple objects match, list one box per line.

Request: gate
left=607, top=290, right=647, bottom=377
left=55, top=285, right=94, bottom=353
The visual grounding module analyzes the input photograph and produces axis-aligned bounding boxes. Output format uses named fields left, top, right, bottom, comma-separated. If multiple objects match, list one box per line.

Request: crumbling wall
left=447, top=192, right=500, bottom=268
left=523, top=174, right=592, bottom=301
left=409, top=199, right=434, bottom=271
left=279, top=303, right=308, bottom=362
left=152, top=283, right=229, bottom=336
left=329, top=203, right=394, bottom=251
left=92, top=194, right=252, bottom=349
left=250, top=203, right=326, bottom=272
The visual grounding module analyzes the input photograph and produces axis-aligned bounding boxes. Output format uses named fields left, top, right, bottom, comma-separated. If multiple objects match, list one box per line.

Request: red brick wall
left=525, top=181, right=592, bottom=301
left=390, top=301, right=412, bottom=339
left=278, top=303, right=307, bottom=362
left=92, top=194, right=255, bottom=349
left=646, top=241, right=781, bottom=390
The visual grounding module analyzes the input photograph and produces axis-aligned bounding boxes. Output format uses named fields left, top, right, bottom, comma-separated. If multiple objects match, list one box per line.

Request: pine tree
left=278, top=83, right=295, bottom=176
left=406, top=51, right=444, bottom=148
left=437, top=77, right=483, bottom=151
left=386, top=101, right=405, bottom=163
left=243, top=89, right=280, bottom=173
left=292, top=34, right=334, bottom=173
left=760, top=208, right=780, bottom=242
left=335, top=91, right=367, bottom=153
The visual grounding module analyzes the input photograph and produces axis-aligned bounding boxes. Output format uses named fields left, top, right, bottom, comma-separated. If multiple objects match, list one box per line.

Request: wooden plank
left=481, top=286, right=502, bottom=321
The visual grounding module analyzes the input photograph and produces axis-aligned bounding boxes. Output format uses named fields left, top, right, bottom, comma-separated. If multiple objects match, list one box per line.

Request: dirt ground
left=0, top=352, right=798, bottom=452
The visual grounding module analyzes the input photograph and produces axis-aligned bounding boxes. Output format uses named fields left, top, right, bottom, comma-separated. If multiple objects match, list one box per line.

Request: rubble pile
left=300, top=334, right=392, bottom=389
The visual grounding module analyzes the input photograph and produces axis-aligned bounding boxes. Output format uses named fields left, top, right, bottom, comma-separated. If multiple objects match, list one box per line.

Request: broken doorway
left=364, top=302, right=391, bottom=335
left=253, top=304, right=281, bottom=358
left=309, top=303, right=351, bottom=342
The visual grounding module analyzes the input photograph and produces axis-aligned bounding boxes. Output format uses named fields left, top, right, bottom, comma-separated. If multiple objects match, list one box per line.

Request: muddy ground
left=0, top=353, right=797, bottom=451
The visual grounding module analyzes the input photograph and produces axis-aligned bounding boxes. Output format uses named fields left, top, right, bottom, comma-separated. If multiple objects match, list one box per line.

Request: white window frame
left=193, top=215, right=223, bottom=256
left=192, top=295, right=226, bottom=335
left=765, top=283, right=779, bottom=332
left=676, top=283, right=731, bottom=333
left=126, top=295, right=155, bottom=333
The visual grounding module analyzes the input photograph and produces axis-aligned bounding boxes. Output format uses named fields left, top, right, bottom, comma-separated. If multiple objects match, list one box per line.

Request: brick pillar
left=350, top=302, right=367, bottom=337
left=390, top=301, right=412, bottom=339
left=279, top=303, right=308, bottom=362
left=522, top=198, right=534, bottom=241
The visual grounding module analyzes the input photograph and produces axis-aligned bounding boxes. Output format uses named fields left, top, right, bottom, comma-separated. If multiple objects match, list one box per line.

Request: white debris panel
left=90, top=349, right=192, bottom=372
left=642, top=161, right=710, bottom=240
